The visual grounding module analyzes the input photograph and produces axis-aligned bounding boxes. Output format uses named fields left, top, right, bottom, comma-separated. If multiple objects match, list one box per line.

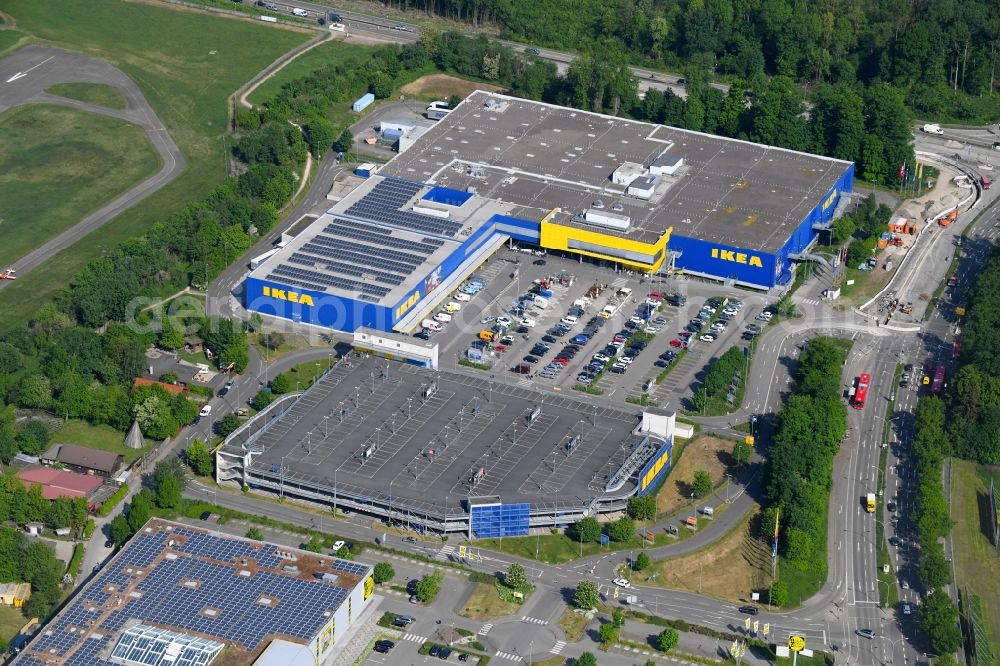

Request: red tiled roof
left=17, top=466, right=103, bottom=500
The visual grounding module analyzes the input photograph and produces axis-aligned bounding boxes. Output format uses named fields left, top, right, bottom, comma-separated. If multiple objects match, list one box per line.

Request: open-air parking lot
left=418, top=245, right=775, bottom=410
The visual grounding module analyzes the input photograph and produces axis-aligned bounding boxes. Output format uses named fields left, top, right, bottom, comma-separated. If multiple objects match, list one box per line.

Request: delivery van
left=291, top=8, right=309, bottom=17
left=433, top=312, right=452, bottom=323
left=421, top=319, right=442, bottom=332
left=479, top=330, right=495, bottom=342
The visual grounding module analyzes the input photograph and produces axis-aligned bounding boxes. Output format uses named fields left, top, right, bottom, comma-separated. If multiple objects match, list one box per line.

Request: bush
left=373, top=561, right=395, bottom=584
left=607, top=516, right=635, bottom=542
left=66, top=543, right=85, bottom=578
left=98, top=484, right=129, bottom=517
left=415, top=571, right=443, bottom=602
left=627, top=495, right=657, bottom=520
left=634, top=552, right=652, bottom=571
left=691, top=470, right=712, bottom=497
left=251, top=389, right=276, bottom=410
left=769, top=579, right=788, bottom=607
left=574, top=580, right=599, bottom=609
left=570, top=516, right=601, bottom=543
left=468, top=571, right=495, bottom=584
left=657, top=627, right=679, bottom=652
left=598, top=622, right=618, bottom=647
left=83, top=518, right=96, bottom=540
left=246, top=527, right=263, bottom=540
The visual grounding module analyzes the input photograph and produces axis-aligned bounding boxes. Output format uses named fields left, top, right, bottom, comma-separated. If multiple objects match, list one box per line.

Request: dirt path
left=238, top=29, right=337, bottom=110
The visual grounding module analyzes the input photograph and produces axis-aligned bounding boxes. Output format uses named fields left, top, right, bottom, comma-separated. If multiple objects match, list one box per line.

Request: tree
left=153, top=458, right=188, bottom=496
left=304, top=535, right=324, bottom=553
left=657, top=627, right=679, bottom=652
left=109, top=514, right=131, bottom=546
left=769, top=579, right=789, bottom=607
left=16, top=420, right=50, bottom=456
left=732, top=441, right=752, bottom=467
left=251, top=389, right=275, bottom=411
left=598, top=622, right=618, bottom=647
left=634, top=552, right=652, bottom=571
left=627, top=495, right=656, bottom=520
left=919, top=588, right=961, bottom=654
left=607, top=515, right=635, bottom=542
left=505, top=562, right=527, bottom=589
left=775, top=294, right=797, bottom=317
left=156, top=473, right=182, bottom=509
left=691, top=470, right=713, bottom=498
left=918, top=542, right=952, bottom=590
left=571, top=516, right=601, bottom=543
left=415, top=571, right=443, bottom=602
left=575, top=652, right=597, bottom=666
left=574, top=580, right=599, bottom=609
left=305, top=115, right=335, bottom=158
left=373, top=561, right=395, bottom=584
left=186, top=439, right=214, bottom=477
left=246, top=527, right=263, bottom=540
left=214, top=413, right=241, bottom=438
left=270, top=373, right=293, bottom=395
left=126, top=490, right=152, bottom=532
left=46, top=497, right=74, bottom=529
left=333, top=129, right=353, bottom=154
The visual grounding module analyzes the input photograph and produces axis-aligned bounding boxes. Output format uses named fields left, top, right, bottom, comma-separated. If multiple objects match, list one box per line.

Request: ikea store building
left=245, top=92, right=854, bottom=334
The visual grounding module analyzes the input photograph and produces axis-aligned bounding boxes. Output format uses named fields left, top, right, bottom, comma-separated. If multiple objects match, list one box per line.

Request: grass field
left=457, top=583, right=520, bottom=621
left=0, top=0, right=309, bottom=326
left=45, top=82, right=127, bottom=109
left=0, top=29, right=24, bottom=55
left=0, top=604, right=26, bottom=646
left=0, top=104, right=160, bottom=268
left=655, top=436, right=732, bottom=516
left=557, top=608, right=591, bottom=642
left=52, top=419, right=152, bottom=465
left=952, top=459, right=1000, bottom=658
left=399, top=73, right=505, bottom=100
left=246, top=39, right=376, bottom=107
left=635, top=506, right=771, bottom=603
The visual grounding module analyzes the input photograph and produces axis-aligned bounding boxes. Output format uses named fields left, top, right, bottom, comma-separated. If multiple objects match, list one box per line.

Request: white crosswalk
left=611, top=277, right=628, bottom=288
left=400, top=633, right=426, bottom=644
left=434, top=545, right=455, bottom=561
left=494, top=650, right=520, bottom=661
left=478, top=623, right=493, bottom=636
left=797, top=297, right=820, bottom=306
left=550, top=641, right=566, bottom=654
left=520, top=615, right=546, bottom=625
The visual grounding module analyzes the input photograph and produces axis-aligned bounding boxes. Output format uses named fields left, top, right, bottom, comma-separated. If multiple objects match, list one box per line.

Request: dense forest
left=383, top=0, right=1000, bottom=121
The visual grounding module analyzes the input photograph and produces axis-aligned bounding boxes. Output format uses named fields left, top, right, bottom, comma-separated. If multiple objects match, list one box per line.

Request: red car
left=679, top=331, right=693, bottom=340
left=670, top=339, right=682, bottom=347
left=552, top=358, right=569, bottom=366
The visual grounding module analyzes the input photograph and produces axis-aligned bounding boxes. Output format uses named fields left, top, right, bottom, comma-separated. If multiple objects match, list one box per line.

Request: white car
left=756, top=311, right=773, bottom=321
left=561, top=315, right=579, bottom=326
left=332, top=540, right=346, bottom=552
left=644, top=325, right=660, bottom=334
left=613, top=577, right=632, bottom=589
left=496, top=316, right=513, bottom=327
left=199, top=405, right=212, bottom=418
left=629, top=316, right=645, bottom=325
left=700, top=334, right=717, bottom=342
left=593, top=353, right=611, bottom=363
left=520, top=318, right=537, bottom=328
left=619, top=356, right=634, bottom=364
left=453, top=292, right=471, bottom=302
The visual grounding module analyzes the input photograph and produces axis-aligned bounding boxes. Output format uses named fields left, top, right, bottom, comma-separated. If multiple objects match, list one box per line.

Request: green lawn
left=52, top=419, right=152, bottom=465
left=952, top=460, right=1000, bottom=659
left=0, top=604, right=26, bottom=646
left=45, top=82, right=127, bottom=109
left=247, top=40, right=377, bottom=107
left=0, top=29, right=24, bottom=55
left=0, top=104, right=160, bottom=268
left=0, top=0, right=310, bottom=326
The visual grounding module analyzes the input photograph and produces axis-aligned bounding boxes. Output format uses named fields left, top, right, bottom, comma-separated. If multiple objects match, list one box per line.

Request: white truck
left=921, top=123, right=944, bottom=135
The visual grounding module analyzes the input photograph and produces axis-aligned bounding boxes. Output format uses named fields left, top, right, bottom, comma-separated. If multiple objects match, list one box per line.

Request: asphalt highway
left=0, top=45, right=185, bottom=282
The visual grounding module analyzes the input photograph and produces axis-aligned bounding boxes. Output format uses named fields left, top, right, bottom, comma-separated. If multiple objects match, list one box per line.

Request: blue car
left=571, top=334, right=590, bottom=345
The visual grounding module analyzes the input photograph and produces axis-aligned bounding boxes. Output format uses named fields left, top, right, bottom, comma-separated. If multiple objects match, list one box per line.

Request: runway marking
left=5, top=55, right=55, bottom=83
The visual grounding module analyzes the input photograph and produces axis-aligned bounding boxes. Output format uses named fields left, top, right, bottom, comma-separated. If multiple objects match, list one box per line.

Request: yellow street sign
left=753, top=621, right=759, bottom=634
left=745, top=618, right=751, bottom=630
left=613, top=586, right=619, bottom=599
left=745, top=435, right=755, bottom=446
left=763, top=623, right=769, bottom=636
left=458, top=545, right=467, bottom=558
left=788, top=635, right=806, bottom=652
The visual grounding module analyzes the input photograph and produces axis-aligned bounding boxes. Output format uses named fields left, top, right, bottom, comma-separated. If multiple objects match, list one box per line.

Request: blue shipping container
left=352, top=93, right=375, bottom=112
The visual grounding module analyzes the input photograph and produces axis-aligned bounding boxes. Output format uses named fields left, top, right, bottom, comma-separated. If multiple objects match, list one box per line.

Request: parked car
left=738, top=605, right=759, bottom=615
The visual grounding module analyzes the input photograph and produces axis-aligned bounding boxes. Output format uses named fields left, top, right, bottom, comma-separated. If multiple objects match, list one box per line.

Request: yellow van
left=479, top=330, right=495, bottom=342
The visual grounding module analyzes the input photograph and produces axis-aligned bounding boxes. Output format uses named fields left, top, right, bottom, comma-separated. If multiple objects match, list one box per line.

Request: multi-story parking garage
left=216, top=356, right=677, bottom=537
left=245, top=91, right=854, bottom=334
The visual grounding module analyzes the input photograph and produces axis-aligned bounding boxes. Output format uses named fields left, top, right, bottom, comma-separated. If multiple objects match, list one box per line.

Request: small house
left=0, top=583, right=31, bottom=608
left=25, top=523, right=44, bottom=537
left=40, top=444, right=123, bottom=478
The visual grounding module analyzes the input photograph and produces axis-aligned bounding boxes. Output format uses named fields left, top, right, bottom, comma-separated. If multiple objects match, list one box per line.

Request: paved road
left=0, top=45, right=185, bottom=281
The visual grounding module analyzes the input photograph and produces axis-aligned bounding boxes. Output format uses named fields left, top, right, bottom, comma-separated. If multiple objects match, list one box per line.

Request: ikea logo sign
left=711, top=248, right=764, bottom=268
left=262, top=285, right=314, bottom=306
left=395, top=291, right=421, bottom=319
left=822, top=189, right=838, bottom=211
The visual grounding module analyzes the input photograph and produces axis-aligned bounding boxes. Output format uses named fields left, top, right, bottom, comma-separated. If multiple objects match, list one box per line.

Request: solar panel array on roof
left=266, top=265, right=391, bottom=299
left=18, top=524, right=367, bottom=666
left=346, top=177, right=463, bottom=237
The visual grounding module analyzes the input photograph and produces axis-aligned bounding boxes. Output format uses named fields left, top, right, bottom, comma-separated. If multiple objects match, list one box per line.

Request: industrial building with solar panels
left=245, top=91, right=854, bottom=335
left=13, top=520, right=374, bottom=666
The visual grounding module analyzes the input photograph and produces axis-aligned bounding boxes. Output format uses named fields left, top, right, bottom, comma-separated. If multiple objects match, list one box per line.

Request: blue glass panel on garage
left=471, top=503, right=530, bottom=538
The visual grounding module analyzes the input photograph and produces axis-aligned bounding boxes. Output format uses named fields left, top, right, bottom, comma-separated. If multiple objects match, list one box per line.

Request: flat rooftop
left=16, top=519, right=369, bottom=666
left=226, top=357, right=644, bottom=512
left=381, top=91, right=852, bottom=252
left=249, top=175, right=516, bottom=307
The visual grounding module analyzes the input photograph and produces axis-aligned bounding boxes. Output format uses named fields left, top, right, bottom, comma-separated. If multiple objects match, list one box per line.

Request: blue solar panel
left=345, top=178, right=463, bottom=237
